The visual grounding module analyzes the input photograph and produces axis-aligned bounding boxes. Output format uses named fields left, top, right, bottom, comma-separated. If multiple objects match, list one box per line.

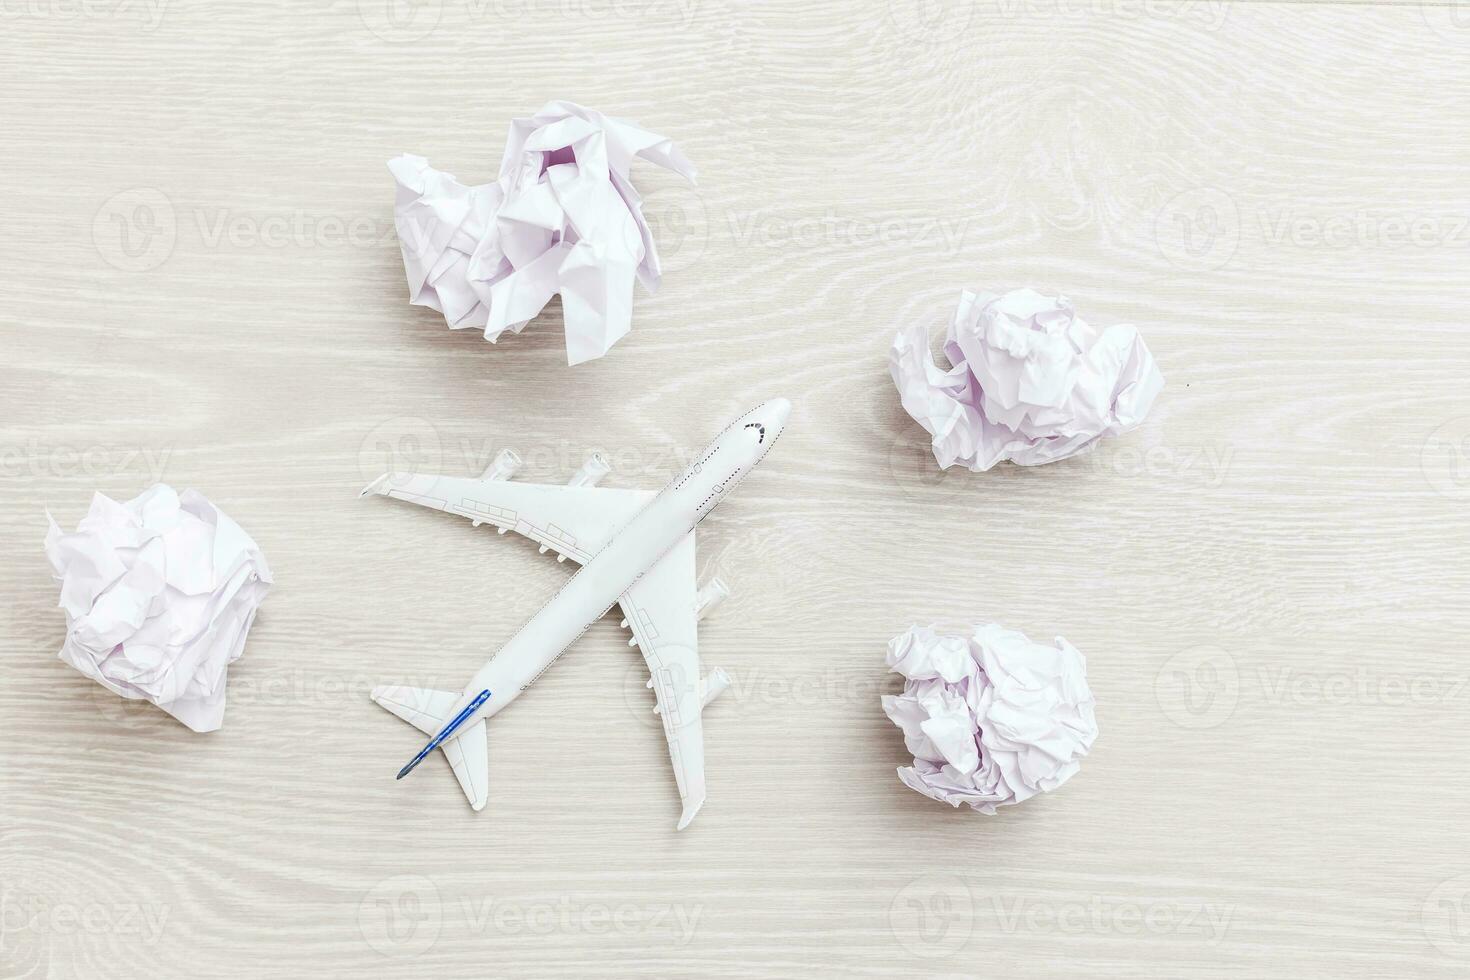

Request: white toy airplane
left=361, top=399, right=790, bottom=829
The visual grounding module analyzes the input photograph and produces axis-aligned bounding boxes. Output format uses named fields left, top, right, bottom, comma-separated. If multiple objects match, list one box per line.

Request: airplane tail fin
left=372, top=686, right=489, bottom=811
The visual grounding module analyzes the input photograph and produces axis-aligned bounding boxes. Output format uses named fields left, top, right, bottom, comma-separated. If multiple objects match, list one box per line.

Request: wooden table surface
left=3, top=1, right=1469, bottom=976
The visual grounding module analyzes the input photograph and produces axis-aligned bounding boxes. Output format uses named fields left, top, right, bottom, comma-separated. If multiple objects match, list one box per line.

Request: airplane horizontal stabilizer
left=372, top=686, right=489, bottom=810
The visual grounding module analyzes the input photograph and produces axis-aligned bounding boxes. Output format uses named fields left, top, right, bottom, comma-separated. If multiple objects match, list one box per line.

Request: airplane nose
left=767, top=398, right=791, bottom=428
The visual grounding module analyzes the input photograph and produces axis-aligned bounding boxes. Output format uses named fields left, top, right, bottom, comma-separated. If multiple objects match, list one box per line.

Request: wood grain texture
left=3, top=0, right=1470, bottom=976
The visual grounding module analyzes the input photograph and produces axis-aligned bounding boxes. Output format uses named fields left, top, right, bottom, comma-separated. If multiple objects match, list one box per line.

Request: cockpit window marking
left=744, top=423, right=765, bottom=444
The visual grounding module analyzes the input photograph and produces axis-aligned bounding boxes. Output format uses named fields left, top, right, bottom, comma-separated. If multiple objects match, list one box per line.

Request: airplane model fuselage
left=449, top=398, right=786, bottom=726
left=362, top=399, right=790, bottom=829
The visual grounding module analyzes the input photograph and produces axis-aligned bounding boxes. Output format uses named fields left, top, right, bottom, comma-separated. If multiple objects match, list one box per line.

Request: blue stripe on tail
left=395, top=689, right=491, bottom=780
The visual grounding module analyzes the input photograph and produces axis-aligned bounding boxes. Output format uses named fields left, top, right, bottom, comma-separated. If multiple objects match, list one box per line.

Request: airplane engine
left=700, top=668, right=730, bottom=709
left=696, top=577, right=731, bottom=620
left=481, top=448, right=523, bottom=482
left=567, top=452, right=610, bottom=488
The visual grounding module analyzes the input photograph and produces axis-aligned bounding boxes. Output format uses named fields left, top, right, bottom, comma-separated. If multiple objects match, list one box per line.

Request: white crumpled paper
left=390, top=100, right=696, bottom=365
left=44, top=485, right=272, bottom=732
left=881, top=624, right=1098, bottom=813
left=890, top=288, right=1164, bottom=470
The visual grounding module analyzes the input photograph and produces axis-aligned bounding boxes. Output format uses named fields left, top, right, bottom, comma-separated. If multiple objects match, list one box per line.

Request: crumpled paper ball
left=44, top=485, right=272, bottom=732
left=881, top=624, right=1098, bottom=813
left=890, top=288, right=1164, bottom=470
left=390, top=99, right=696, bottom=365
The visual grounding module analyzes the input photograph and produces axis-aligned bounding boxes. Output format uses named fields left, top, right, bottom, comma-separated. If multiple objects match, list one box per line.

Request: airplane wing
left=362, top=472, right=652, bottom=564
left=618, top=532, right=708, bottom=830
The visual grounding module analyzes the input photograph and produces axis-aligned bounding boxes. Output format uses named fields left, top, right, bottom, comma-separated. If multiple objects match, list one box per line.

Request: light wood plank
left=2, top=1, right=1469, bottom=976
